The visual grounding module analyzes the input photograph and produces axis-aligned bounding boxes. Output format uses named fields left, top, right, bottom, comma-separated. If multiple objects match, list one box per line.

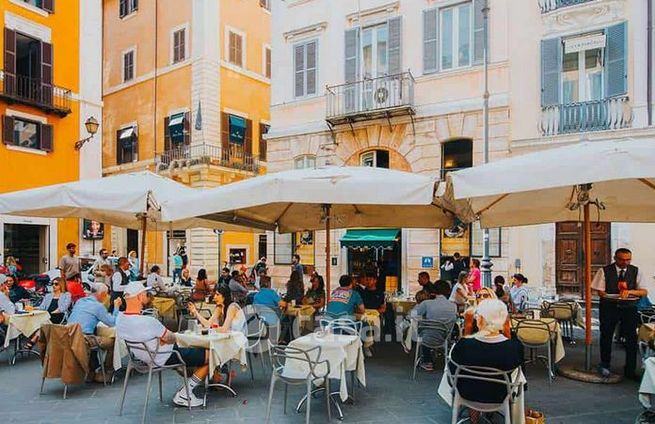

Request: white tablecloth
left=640, top=357, right=655, bottom=408
left=438, top=366, right=526, bottom=424
left=175, top=331, right=248, bottom=373
left=96, top=323, right=128, bottom=371
left=288, top=333, right=366, bottom=401
left=3, top=311, right=51, bottom=348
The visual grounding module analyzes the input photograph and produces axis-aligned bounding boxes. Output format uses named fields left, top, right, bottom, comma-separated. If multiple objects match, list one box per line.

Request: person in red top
left=467, top=258, right=482, bottom=293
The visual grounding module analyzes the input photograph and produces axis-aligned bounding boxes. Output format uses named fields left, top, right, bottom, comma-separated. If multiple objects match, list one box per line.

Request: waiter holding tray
left=592, top=248, right=647, bottom=379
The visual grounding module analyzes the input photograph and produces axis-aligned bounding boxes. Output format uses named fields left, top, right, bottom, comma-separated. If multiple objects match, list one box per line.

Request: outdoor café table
left=95, top=323, right=128, bottom=371
left=285, top=305, right=315, bottom=333
left=288, top=332, right=366, bottom=405
left=389, top=298, right=416, bottom=316
left=151, top=296, right=177, bottom=321
left=175, top=330, right=248, bottom=396
left=438, top=364, right=527, bottom=424
left=3, top=310, right=51, bottom=349
left=639, top=357, right=655, bottom=408
left=511, top=316, right=565, bottom=363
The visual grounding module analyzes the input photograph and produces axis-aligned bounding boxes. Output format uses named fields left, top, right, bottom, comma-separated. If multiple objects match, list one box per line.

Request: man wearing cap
left=116, top=282, right=210, bottom=407
left=59, top=243, right=81, bottom=280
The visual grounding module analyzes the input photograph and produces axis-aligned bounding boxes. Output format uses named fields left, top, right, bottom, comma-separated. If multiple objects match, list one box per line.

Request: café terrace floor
left=0, top=327, right=645, bottom=424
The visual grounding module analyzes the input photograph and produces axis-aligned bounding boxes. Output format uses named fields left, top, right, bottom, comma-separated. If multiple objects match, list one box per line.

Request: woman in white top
left=188, top=285, right=246, bottom=333
left=449, top=271, right=470, bottom=312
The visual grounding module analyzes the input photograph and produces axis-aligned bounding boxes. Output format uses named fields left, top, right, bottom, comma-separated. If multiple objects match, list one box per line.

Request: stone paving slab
left=0, top=327, right=645, bottom=423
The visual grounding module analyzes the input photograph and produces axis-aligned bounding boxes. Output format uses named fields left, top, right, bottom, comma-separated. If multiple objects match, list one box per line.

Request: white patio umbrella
left=0, top=171, right=258, bottom=274
left=446, top=138, right=655, bottom=370
left=166, top=166, right=455, bottom=293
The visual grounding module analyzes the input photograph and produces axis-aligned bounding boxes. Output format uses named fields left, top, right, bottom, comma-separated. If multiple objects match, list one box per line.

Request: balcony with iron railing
left=540, top=95, right=631, bottom=136
left=326, top=72, right=415, bottom=126
left=539, top=0, right=596, bottom=13
left=0, top=71, right=72, bottom=117
left=156, top=143, right=260, bottom=174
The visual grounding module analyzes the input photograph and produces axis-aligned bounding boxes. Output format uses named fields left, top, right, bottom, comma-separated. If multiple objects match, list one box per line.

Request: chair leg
left=158, top=372, right=163, bottom=402
left=98, top=350, right=107, bottom=387
left=265, top=375, right=276, bottom=424
left=119, top=362, right=133, bottom=416
left=63, top=385, right=67, bottom=400
left=182, top=367, right=191, bottom=413
left=305, top=380, right=312, bottom=424
left=248, top=352, right=255, bottom=383
left=412, top=340, right=421, bottom=380
left=503, top=400, right=511, bottom=424
left=547, top=341, right=553, bottom=384
left=142, top=369, right=154, bottom=424
left=40, top=377, right=46, bottom=394
left=283, top=382, right=288, bottom=414
left=325, top=377, right=332, bottom=422
left=451, top=394, right=460, bottom=424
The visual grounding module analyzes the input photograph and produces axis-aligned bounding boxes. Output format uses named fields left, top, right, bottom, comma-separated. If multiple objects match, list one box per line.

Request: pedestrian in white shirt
left=146, top=265, right=171, bottom=294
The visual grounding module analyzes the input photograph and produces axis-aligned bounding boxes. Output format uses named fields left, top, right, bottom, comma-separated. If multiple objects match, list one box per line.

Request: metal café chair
left=245, top=312, right=270, bottom=382
left=265, top=345, right=332, bottom=424
left=514, top=319, right=556, bottom=384
left=118, top=338, right=192, bottom=424
left=542, top=301, right=576, bottom=343
left=447, top=357, right=520, bottom=424
left=412, top=318, right=456, bottom=380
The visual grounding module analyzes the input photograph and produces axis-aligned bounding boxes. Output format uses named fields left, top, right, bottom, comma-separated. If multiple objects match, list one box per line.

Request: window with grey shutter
left=423, top=9, right=438, bottom=74
left=605, top=22, right=627, bottom=97
left=473, top=0, right=486, bottom=65
left=306, top=41, right=317, bottom=95
left=344, top=28, right=359, bottom=83
left=294, top=44, right=305, bottom=97
left=388, top=17, right=402, bottom=75
left=293, top=40, right=318, bottom=98
left=541, top=37, right=561, bottom=106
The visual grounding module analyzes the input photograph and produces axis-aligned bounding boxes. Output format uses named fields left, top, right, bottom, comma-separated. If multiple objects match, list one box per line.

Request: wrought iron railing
left=326, top=72, right=414, bottom=121
left=540, top=96, right=631, bottom=136
left=157, top=143, right=260, bottom=173
left=539, top=0, right=595, bottom=13
left=0, top=71, right=72, bottom=116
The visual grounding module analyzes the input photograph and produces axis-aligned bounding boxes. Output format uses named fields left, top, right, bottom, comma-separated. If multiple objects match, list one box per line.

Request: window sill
left=4, top=144, right=47, bottom=156
left=8, top=0, right=49, bottom=17
left=120, top=11, right=138, bottom=21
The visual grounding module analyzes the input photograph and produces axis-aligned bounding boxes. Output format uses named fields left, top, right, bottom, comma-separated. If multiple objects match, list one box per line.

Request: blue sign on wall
left=421, top=256, right=434, bottom=269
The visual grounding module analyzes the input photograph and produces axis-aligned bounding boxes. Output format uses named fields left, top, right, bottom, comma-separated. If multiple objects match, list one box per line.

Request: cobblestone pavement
left=0, top=328, right=644, bottom=424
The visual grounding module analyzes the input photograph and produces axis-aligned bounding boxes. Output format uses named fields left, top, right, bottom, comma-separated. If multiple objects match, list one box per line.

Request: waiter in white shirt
left=110, top=257, right=131, bottom=312
left=591, top=248, right=647, bottom=379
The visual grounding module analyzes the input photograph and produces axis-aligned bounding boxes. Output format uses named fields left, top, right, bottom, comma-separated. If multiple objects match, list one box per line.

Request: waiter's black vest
left=603, top=263, right=638, bottom=294
left=118, top=268, right=130, bottom=286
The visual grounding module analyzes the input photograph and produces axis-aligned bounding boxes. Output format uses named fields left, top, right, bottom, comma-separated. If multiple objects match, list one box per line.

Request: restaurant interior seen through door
left=341, top=229, right=401, bottom=293
left=3, top=223, right=50, bottom=275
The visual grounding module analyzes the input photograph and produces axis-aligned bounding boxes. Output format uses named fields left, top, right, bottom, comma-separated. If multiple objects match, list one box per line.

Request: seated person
left=326, top=275, right=365, bottom=318
left=494, top=275, right=510, bottom=305
left=411, top=280, right=457, bottom=371
left=191, top=268, right=214, bottom=302
left=509, top=274, right=529, bottom=313
left=449, top=271, right=470, bottom=312
left=415, top=271, right=437, bottom=302
left=146, top=265, right=172, bottom=295
left=228, top=271, right=249, bottom=306
left=6, top=275, right=29, bottom=304
left=302, top=272, right=326, bottom=311
left=68, top=283, right=122, bottom=383
left=65, top=275, right=87, bottom=304
left=0, top=275, right=15, bottom=328
left=38, top=277, right=72, bottom=324
left=116, top=282, right=209, bottom=407
left=253, top=276, right=281, bottom=311
left=356, top=273, right=387, bottom=358
left=449, top=299, right=524, bottom=405
left=217, top=267, right=231, bottom=289
left=279, top=272, right=305, bottom=309
left=179, top=268, right=193, bottom=287
left=188, top=285, right=246, bottom=334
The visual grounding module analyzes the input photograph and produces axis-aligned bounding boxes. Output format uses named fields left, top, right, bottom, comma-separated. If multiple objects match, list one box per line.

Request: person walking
left=171, top=250, right=183, bottom=284
left=59, top=243, right=80, bottom=281
left=592, top=248, right=647, bottom=379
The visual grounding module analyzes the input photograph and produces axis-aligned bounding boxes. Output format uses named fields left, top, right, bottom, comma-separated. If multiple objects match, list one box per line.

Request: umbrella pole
left=140, top=214, right=147, bottom=278
left=583, top=202, right=592, bottom=371
left=324, top=204, right=331, bottom=297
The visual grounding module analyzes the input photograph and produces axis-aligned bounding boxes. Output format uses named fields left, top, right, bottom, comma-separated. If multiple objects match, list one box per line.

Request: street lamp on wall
left=74, top=116, right=100, bottom=150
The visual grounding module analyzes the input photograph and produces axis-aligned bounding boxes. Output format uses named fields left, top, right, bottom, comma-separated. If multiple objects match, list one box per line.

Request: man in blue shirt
left=253, top=276, right=281, bottom=325
left=326, top=275, right=365, bottom=318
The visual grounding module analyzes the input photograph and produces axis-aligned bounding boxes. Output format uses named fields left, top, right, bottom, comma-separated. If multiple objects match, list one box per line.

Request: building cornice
left=283, top=21, right=328, bottom=42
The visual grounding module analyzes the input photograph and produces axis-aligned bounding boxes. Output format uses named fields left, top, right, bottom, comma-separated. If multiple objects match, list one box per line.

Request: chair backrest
left=542, top=301, right=573, bottom=320
left=447, top=356, right=516, bottom=405
left=245, top=313, right=268, bottom=349
left=327, top=318, right=362, bottom=336
left=270, top=344, right=327, bottom=379
left=416, top=318, right=456, bottom=348
left=514, top=319, right=552, bottom=346
left=123, top=337, right=162, bottom=367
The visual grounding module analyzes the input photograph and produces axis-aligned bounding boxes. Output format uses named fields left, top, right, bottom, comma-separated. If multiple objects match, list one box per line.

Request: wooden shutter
left=344, top=28, right=359, bottom=82
left=259, top=123, right=268, bottom=161
left=43, top=0, right=54, bottom=13
left=3, top=115, right=14, bottom=145
left=40, top=124, right=53, bottom=152
left=306, top=41, right=317, bottom=96
left=423, top=9, right=438, bottom=74
left=179, top=29, right=186, bottom=61
left=164, top=116, right=171, bottom=151
left=183, top=111, right=190, bottom=145
left=221, top=112, right=229, bottom=160
left=473, top=0, right=485, bottom=65
left=244, top=119, right=253, bottom=156
left=605, top=22, right=628, bottom=97
left=541, top=37, right=561, bottom=106
left=4, top=28, right=16, bottom=95
left=387, top=17, right=402, bottom=75
left=41, top=42, right=53, bottom=106
left=294, top=44, right=305, bottom=97
left=265, top=47, right=271, bottom=78
left=119, top=0, right=127, bottom=18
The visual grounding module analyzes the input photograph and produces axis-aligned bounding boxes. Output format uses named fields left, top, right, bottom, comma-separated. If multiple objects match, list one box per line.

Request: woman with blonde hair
left=38, top=277, right=71, bottom=324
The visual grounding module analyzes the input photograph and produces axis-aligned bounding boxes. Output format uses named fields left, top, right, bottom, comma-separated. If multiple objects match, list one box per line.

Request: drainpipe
left=648, top=0, right=653, bottom=126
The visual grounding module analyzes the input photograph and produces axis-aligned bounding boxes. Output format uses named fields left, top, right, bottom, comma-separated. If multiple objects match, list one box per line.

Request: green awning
left=340, top=229, right=400, bottom=249
left=229, top=115, right=246, bottom=144
left=169, top=112, right=185, bottom=143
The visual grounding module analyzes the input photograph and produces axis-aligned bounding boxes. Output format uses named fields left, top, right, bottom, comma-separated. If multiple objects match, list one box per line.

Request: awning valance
left=340, top=229, right=399, bottom=249
left=169, top=113, right=185, bottom=141
left=229, top=115, right=246, bottom=144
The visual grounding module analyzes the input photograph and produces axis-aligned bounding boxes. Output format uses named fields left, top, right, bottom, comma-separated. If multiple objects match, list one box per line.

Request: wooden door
left=556, top=222, right=610, bottom=296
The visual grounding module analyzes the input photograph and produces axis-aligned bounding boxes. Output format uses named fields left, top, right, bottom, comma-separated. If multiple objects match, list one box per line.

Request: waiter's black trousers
left=599, top=300, right=638, bottom=376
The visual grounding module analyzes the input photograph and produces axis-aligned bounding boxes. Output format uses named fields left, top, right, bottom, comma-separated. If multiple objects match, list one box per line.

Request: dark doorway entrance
left=556, top=221, right=611, bottom=296
left=127, top=229, right=139, bottom=257
left=4, top=223, right=47, bottom=275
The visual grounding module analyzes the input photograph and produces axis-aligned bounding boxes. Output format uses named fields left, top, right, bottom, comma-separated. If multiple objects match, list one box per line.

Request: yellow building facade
left=102, top=0, right=271, bottom=277
left=0, top=0, right=102, bottom=274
